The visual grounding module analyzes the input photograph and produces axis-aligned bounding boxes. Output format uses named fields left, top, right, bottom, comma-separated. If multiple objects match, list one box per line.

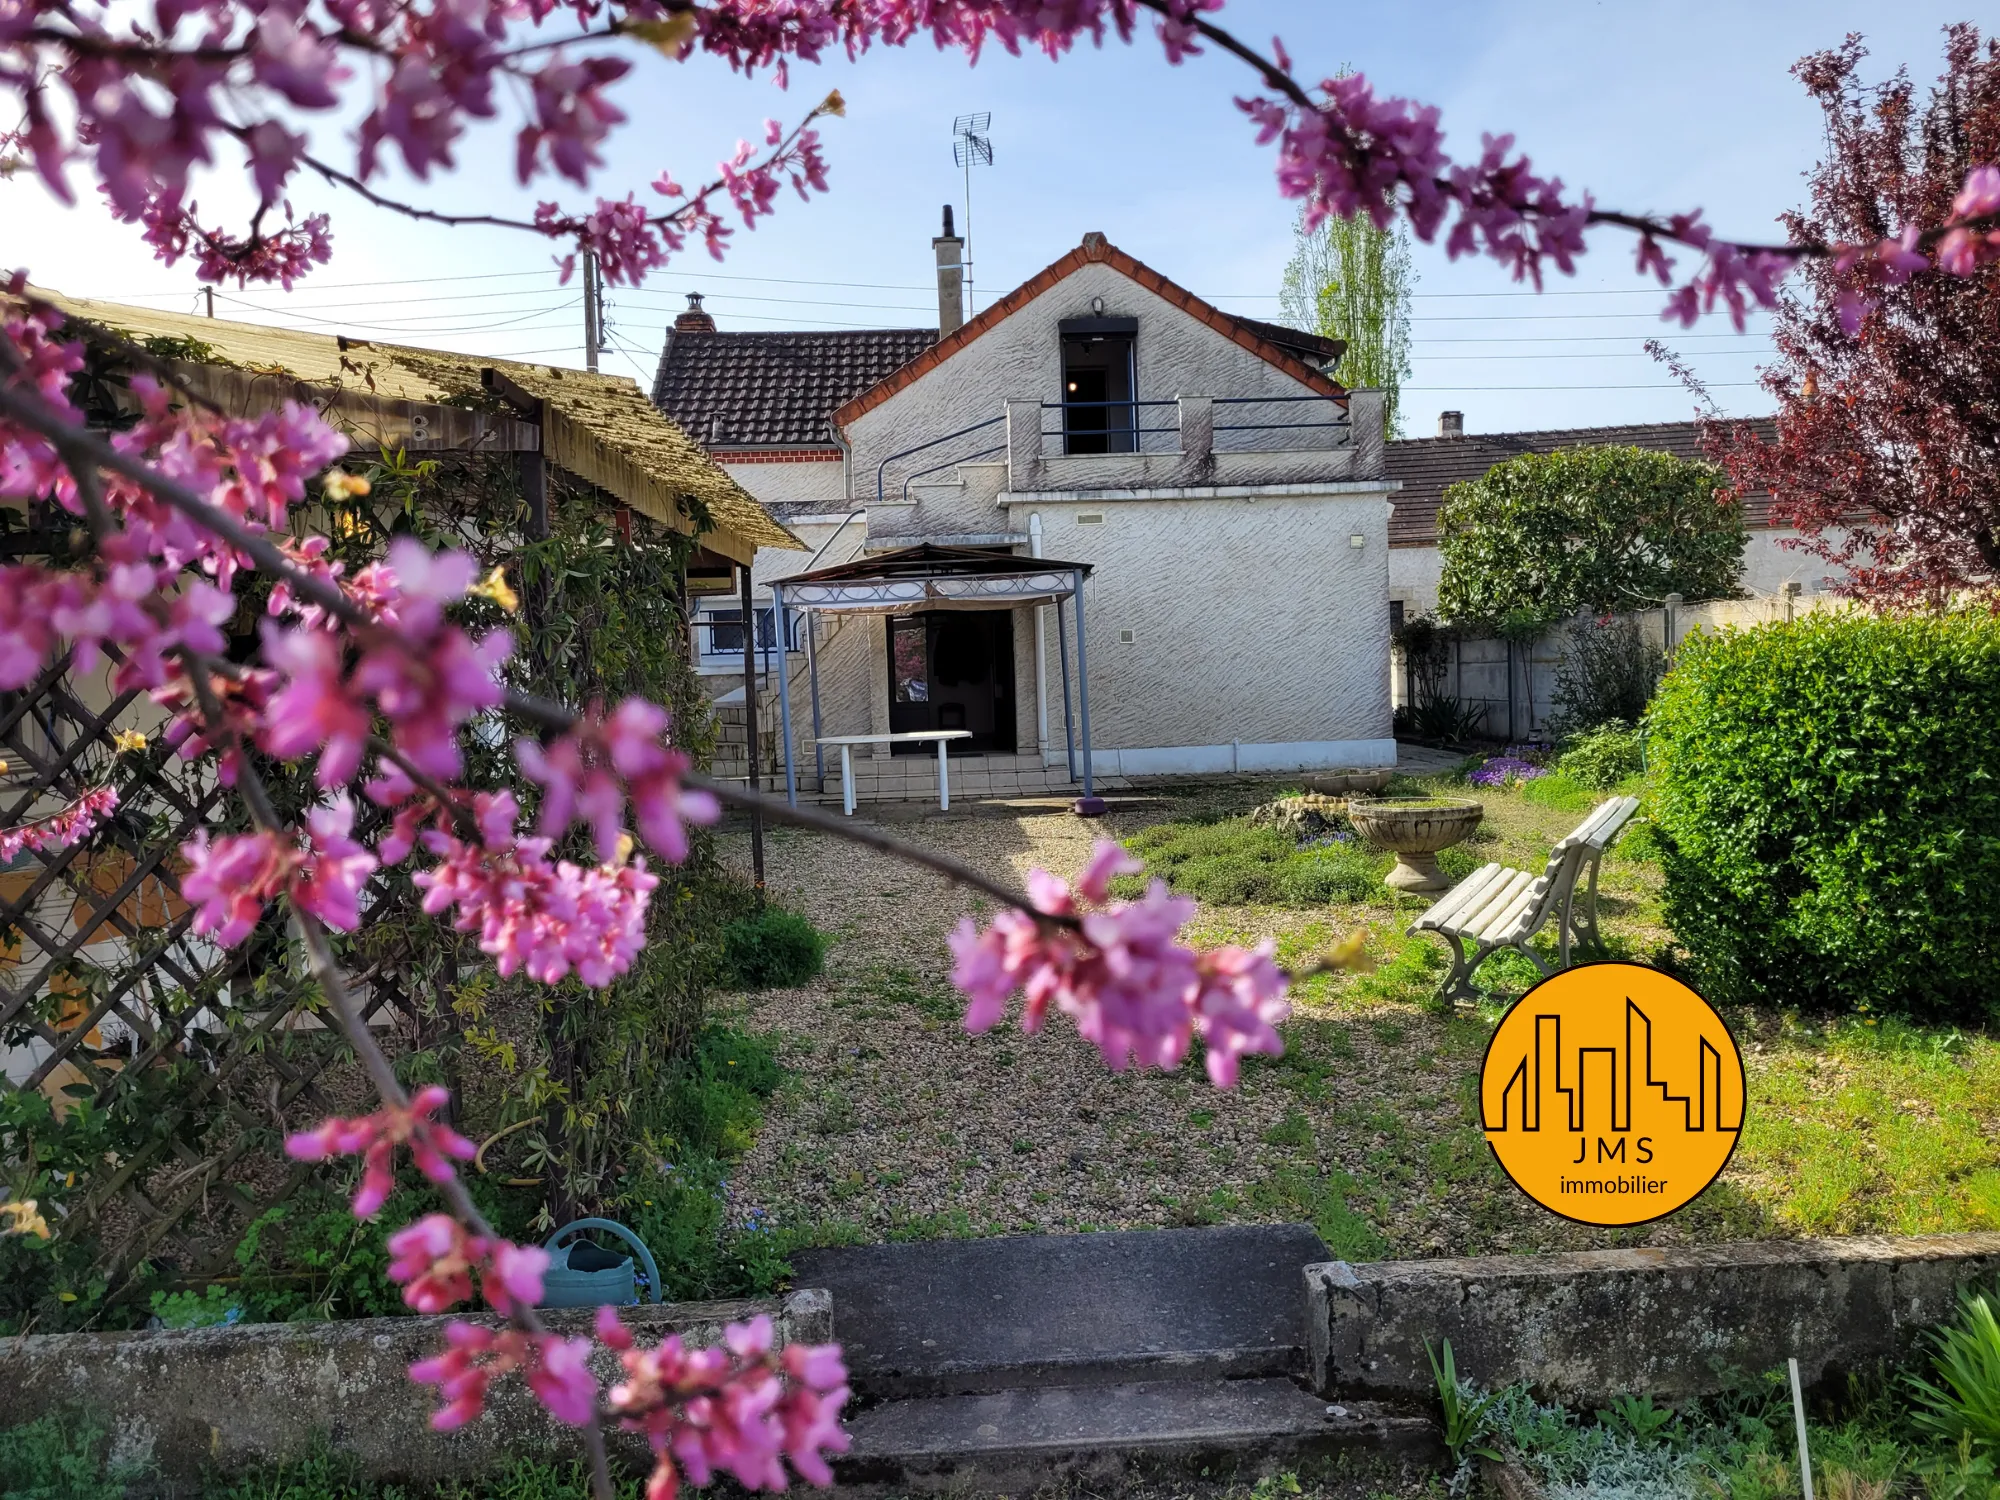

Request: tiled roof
left=1385, top=419, right=1778, bottom=547
left=830, top=235, right=1347, bottom=427
left=651, top=327, right=937, bottom=448
left=28, top=287, right=802, bottom=563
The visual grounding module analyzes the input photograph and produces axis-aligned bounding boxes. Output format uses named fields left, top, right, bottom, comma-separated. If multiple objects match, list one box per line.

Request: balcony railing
left=866, top=388, right=1382, bottom=504
left=1210, top=393, right=1351, bottom=451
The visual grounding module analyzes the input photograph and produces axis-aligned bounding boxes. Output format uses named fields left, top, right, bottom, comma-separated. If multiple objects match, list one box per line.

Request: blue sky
left=6, top=1, right=1977, bottom=434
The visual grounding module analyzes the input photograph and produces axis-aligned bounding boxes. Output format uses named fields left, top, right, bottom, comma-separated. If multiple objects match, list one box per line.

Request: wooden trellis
left=0, top=628, right=444, bottom=1305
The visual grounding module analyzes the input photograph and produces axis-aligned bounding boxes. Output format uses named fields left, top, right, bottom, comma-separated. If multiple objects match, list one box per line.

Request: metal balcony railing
left=1211, top=393, right=1351, bottom=451
left=1040, top=398, right=1179, bottom=457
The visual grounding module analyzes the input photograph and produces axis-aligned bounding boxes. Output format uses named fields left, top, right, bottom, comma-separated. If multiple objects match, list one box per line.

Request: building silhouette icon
left=1485, top=998, right=1741, bottom=1135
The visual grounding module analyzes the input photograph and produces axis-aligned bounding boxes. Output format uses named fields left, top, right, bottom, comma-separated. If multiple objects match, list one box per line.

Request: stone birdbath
left=1346, top=795, right=1485, bottom=893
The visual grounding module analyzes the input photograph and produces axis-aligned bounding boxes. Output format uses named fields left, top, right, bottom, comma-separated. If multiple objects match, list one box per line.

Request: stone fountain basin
left=1346, top=796, right=1485, bottom=892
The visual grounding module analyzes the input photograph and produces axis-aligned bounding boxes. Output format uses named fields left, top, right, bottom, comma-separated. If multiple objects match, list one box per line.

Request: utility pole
left=739, top=562, right=766, bottom=896
left=203, top=286, right=215, bottom=318
left=582, top=250, right=601, bottom=372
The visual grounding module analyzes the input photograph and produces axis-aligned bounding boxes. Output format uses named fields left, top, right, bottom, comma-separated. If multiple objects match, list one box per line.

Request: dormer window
left=1059, top=316, right=1137, bottom=455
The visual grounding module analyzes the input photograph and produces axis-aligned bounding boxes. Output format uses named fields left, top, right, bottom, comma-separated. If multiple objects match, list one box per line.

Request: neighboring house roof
left=1384, top=419, right=1778, bottom=548
left=651, top=326, right=937, bottom=449
left=830, top=233, right=1348, bottom=428
left=30, top=288, right=801, bottom=563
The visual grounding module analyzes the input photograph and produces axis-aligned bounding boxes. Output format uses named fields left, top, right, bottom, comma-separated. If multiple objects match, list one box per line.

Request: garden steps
left=798, top=1224, right=1438, bottom=1489
left=835, top=1376, right=1437, bottom=1490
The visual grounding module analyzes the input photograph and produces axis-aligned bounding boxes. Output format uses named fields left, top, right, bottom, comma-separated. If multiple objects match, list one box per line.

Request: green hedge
left=1646, top=611, right=2000, bottom=1017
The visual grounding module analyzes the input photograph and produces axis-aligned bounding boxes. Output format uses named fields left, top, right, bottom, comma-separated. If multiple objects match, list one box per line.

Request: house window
left=1058, top=316, right=1137, bottom=455
left=694, top=602, right=800, bottom=669
left=1389, top=600, right=1406, bottom=634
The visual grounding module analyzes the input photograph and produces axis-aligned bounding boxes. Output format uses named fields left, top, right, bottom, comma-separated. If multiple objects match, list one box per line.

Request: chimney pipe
left=1438, top=410, right=1464, bottom=439
left=674, top=292, right=716, bottom=333
left=933, top=205, right=965, bottom=340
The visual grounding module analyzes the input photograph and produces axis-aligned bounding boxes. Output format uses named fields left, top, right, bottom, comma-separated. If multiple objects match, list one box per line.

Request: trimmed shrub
left=720, top=906, right=827, bottom=989
left=1646, top=611, right=2000, bottom=1017
left=1558, top=721, right=1646, bottom=790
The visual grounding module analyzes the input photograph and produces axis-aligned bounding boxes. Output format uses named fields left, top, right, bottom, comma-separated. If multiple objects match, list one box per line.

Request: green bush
left=1558, top=720, right=1646, bottom=790
left=1120, top=818, right=1389, bottom=907
left=615, top=1026, right=789, bottom=1301
left=720, top=906, right=827, bottom=989
left=0, top=1410, right=137, bottom=1500
left=1647, top=610, right=2000, bottom=1017
left=1519, top=771, right=1594, bottom=814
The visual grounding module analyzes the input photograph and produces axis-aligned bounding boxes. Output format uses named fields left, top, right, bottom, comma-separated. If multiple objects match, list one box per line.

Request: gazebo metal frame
left=768, top=545, right=1098, bottom=808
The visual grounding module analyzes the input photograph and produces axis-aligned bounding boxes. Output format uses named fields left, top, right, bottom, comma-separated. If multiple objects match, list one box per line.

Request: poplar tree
left=1280, top=204, right=1416, bottom=437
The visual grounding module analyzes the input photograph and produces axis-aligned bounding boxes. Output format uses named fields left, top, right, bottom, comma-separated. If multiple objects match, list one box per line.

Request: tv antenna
left=952, top=112, right=992, bottom=313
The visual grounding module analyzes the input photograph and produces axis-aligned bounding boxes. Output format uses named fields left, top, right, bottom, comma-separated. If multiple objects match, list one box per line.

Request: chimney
left=674, top=292, right=715, bottom=333
left=1438, top=410, right=1464, bottom=439
left=933, top=205, right=965, bottom=340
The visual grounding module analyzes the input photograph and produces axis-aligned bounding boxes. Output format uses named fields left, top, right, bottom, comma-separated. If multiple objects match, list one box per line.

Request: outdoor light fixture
left=1090, top=295, right=1105, bottom=315
left=1350, top=533, right=1366, bottom=549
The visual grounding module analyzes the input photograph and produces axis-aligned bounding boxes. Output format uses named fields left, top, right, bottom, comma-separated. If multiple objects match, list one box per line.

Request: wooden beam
left=160, top=362, right=541, bottom=453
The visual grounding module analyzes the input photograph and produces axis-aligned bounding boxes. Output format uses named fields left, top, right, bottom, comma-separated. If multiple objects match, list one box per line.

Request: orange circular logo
left=1479, top=962, right=1745, bottom=1227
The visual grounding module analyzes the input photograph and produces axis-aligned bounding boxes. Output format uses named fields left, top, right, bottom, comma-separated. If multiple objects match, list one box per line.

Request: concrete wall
left=718, top=453, right=846, bottom=511
left=0, top=1290, right=831, bottom=1484
left=1007, top=489, right=1396, bottom=773
left=1395, top=594, right=1847, bottom=739
left=1307, top=1235, right=2000, bottom=1406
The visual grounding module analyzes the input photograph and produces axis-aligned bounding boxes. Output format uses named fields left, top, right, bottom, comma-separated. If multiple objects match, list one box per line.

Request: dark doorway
left=1060, top=319, right=1136, bottom=454
left=886, top=611, right=1016, bottom=754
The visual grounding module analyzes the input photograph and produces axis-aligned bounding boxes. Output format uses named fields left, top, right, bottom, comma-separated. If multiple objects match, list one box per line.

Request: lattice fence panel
left=1, top=646, right=444, bottom=1314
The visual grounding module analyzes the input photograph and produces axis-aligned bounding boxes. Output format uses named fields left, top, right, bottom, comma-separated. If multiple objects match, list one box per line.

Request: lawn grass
left=721, top=768, right=2000, bottom=1263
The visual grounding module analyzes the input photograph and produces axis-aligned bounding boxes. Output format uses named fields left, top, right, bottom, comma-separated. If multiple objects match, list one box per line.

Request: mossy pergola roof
left=29, top=289, right=802, bottom=566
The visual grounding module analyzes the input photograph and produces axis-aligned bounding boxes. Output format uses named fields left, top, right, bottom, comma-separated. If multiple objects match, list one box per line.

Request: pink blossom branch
left=0, top=784, right=119, bottom=862
left=174, top=657, right=621, bottom=1500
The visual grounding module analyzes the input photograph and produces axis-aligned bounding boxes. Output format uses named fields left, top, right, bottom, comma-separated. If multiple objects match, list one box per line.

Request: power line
left=212, top=290, right=580, bottom=334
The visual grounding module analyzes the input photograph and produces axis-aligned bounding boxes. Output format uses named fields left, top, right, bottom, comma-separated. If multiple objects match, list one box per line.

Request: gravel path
left=707, top=781, right=1704, bottom=1259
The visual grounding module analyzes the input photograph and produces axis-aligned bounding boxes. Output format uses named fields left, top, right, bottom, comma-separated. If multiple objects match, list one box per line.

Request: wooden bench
left=1408, top=795, right=1641, bottom=1005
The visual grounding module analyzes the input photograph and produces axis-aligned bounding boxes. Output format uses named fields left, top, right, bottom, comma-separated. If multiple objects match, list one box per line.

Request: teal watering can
left=538, top=1218, right=664, bottom=1309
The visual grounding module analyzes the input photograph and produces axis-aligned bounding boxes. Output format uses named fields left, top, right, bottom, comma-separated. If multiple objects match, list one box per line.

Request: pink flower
left=290, top=797, right=379, bottom=932
left=387, top=1214, right=477, bottom=1314
left=1952, top=164, right=2000, bottom=223
left=180, top=829, right=298, bottom=947
left=604, top=1315, right=849, bottom=1500
left=517, top=697, right=719, bottom=866
left=285, top=1084, right=475, bottom=1217
left=948, top=841, right=1290, bottom=1087
left=483, top=1241, right=550, bottom=1316
left=261, top=626, right=371, bottom=787
left=527, top=1335, right=598, bottom=1425
left=411, top=790, right=660, bottom=988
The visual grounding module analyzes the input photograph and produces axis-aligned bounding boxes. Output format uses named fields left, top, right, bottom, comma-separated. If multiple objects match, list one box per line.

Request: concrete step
left=835, top=1377, right=1437, bottom=1491
left=794, top=1223, right=1329, bottom=1400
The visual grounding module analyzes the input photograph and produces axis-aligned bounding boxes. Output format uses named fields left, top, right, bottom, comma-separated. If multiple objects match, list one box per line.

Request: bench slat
left=1462, top=867, right=1537, bottom=938
left=1581, top=795, right=1641, bottom=849
left=1414, top=862, right=1508, bottom=932
left=1479, top=879, right=1550, bottom=943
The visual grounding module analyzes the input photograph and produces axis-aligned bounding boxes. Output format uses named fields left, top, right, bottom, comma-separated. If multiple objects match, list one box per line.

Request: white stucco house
left=652, top=222, right=1399, bottom=801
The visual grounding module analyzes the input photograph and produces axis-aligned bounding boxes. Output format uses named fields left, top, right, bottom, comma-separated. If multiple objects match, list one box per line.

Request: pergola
left=770, top=544, right=1100, bottom=808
